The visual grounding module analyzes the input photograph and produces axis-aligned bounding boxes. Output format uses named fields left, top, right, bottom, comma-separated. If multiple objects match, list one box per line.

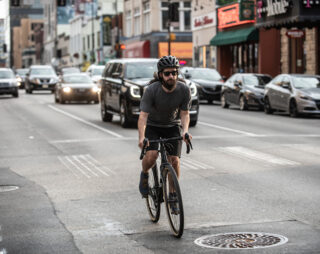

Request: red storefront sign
left=286, top=29, right=305, bottom=38
left=218, top=3, right=255, bottom=30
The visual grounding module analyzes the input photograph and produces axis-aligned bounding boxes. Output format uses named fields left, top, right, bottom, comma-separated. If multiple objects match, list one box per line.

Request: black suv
left=99, top=58, right=199, bottom=128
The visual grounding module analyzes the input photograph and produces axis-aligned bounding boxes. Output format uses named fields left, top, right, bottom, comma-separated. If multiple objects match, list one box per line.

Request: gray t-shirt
left=140, top=80, right=191, bottom=127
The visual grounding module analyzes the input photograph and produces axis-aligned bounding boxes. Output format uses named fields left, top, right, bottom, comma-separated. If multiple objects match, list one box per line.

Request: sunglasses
left=163, top=71, right=178, bottom=77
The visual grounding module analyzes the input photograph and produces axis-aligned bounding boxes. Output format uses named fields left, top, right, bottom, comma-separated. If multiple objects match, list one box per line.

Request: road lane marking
left=59, top=154, right=114, bottom=178
left=48, top=105, right=123, bottom=138
left=198, top=121, right=260, bottom=137
left=218, top=146, right=300, bottom=166
left=181, top=157, right=213, bottom=170
left=85, top=154, right=115, bottom=175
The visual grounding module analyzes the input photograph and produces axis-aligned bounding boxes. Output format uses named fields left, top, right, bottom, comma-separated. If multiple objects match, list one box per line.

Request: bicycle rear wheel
left=162, top=164, right=184, bottom=238
left=146, top=164, right=161, bottom=222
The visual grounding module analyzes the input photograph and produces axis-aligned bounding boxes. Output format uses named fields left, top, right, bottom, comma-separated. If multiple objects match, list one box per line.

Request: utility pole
left=91, top=0, right=95, bottom=63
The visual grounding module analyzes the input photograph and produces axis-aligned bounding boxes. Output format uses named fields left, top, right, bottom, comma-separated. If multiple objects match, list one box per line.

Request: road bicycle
left=140, top=134, right=192, bottom=238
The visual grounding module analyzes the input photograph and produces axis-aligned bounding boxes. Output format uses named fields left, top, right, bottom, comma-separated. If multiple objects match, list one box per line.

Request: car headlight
left=17, top=77, right=22, bottom=82
left=130, top=85, right=141, bottom=98
left=63, top=87, right=71, bottom=93
left=189, top=82, right=197, bottom=97
left=300, top=95, right=313, bottom=101
left=91, top=86, right=100, bottom=93
left=50, top=78, right=58, bottom=84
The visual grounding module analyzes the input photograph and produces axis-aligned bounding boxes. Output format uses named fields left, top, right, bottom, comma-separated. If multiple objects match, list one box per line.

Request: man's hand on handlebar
left=139, top=137, right=149, bottom=150
left=182, top=132, right=192, bottom=144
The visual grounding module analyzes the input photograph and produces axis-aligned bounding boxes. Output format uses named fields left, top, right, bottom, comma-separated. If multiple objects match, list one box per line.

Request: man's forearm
left=138, top=112, right=148, bottom=140
left=180, top=111, right=190, bottom=133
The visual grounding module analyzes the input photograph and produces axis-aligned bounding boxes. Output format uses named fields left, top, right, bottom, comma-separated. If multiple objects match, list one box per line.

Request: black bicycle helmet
left=157, top=55, right=180, bottom=72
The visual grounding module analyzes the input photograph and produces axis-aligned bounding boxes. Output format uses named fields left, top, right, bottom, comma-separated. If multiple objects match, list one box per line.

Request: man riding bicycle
left=138, top=55, right=193, bottom=200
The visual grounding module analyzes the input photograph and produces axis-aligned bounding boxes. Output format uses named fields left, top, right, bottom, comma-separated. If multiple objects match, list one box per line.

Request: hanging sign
left=257, top=0, right=290, bottom=18
left=286, top=29, right=305, bottom=38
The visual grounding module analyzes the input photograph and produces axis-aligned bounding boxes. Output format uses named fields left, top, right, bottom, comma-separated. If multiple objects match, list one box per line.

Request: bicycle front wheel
left=162, top=164, right=184, bottom=238
left=146, top=164, right=161, bottom=222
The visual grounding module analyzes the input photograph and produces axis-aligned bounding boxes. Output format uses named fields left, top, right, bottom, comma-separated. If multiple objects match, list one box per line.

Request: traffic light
left=11, top=0, right=20, bottom=6
left=169, top=33, right=176, bottom=41
left=57, top=0, right=66, bottom=7
left=168, top=2, right=179, bottom=22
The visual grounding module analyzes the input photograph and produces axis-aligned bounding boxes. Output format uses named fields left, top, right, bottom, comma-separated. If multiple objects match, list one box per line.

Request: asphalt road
left=0, top=91, right=320, bottom=254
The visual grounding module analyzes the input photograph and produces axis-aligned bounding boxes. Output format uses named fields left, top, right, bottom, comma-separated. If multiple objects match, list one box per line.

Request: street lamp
left=90, top=0, right=95, bottom=63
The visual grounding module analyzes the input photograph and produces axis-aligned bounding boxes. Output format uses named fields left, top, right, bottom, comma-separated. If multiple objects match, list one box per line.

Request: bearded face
left=160, top=67, right=178, bottom=91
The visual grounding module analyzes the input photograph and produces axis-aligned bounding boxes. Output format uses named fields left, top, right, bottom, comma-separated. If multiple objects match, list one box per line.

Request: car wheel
left=239, top=95, right=248, bottom=111
left=221, top=93, right=229, bottom=108
left=60, top=93, right=65, bottom=104
left=12, top=90, right=19, bottom=98
left=189, top=120, right=197, bottom=127
left=289, top=100, right=299, bottom=118
left=100, top=97, right=113, bottom=122
left=120, top=99, right=131, bottom=128
left=264, top=97, right=274, bottom=114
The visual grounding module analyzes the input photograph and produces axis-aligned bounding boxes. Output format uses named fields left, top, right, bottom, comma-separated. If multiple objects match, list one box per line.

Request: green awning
left=210, top=27, right=258, bottom=46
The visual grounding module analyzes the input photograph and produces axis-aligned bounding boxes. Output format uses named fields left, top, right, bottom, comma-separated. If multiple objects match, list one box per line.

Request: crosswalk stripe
left=58, top=154, right=113, bottom=178
left=218, top=146, right=300, bottom=166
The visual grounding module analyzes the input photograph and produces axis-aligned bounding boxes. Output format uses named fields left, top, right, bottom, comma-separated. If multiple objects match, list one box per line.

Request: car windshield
left=63, top=75, right=92, bottom=83
left=125, top=62, right=157, bottom=79
left=243, top=75, right=271, bottom=87
left=292, top=77, right=320, bottom=89
left=63, top=68, right=80, bottom=74
left=16, top=69, right=29, bottom=75
left=0, top=71, right=14, bottom=79
left=92, top=67, right=104, bottom=75
left=187, top=68, right=222, bottom=81
left=31, top=68, right=55, bottom=75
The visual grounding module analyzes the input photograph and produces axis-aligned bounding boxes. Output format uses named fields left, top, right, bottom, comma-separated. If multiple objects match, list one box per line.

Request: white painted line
left=79, top=155, right=109, bottom=177
left=86, top=154, right=116, bottom=175
left=65, top=156, right=91, bottom=178
left=58, top=156, right=81, bottom=178
left=183, top=158, right=212, bottom=169
left=72, top=155, right=99, bottom=177
left=181, top=161, right=198, bottom=170
left=48, top=105, right=123, bottom=138
left=0, top=249, right=7, bottom=254
left=198, top=121, right=260, bottom=137
left=219, top=146, right=300, bottom=166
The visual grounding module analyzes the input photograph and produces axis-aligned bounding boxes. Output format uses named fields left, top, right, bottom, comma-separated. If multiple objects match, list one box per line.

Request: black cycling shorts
left=145, top=125, right=182, bottom=157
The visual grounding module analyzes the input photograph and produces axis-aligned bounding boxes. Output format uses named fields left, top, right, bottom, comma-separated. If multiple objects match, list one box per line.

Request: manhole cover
left=0, top=185, right=19, bottom=193
left=195, top=232, right=288, bottom=249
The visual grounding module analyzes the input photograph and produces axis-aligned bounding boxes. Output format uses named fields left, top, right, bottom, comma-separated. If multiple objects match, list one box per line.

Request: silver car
left=264, top=74, right=320, bottom=117
left=0, top=68, right=19, bottom=98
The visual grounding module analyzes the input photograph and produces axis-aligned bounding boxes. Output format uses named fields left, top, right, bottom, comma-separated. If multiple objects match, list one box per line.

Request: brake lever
left=139, top=138, right=148, bottom=160
left=184, top=133, right=193, bottom=154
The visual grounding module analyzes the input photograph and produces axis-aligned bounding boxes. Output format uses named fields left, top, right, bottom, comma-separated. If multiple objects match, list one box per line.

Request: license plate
left=43, top=85, right=48, bottom=88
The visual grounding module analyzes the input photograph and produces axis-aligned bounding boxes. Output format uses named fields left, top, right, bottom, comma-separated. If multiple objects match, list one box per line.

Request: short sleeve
left=180, top=86, right=191, bottom=111
left=140, top=86, right=153, bottom=113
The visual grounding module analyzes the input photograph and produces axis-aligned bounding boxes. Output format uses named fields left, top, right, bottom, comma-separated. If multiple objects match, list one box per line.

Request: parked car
left=99, top=58, right=199, bottom=128
left=181, top=67, right=224, bottom=104
left=59, top=67, right=81, bottom=76
left=0, top=68, right=19, bottom=97
left=221, top=73, right=272, bottom=110
left=54, top=73, right=99, bottom=104
left=15, top=68, right=29, bottom=89
left=86, top=64, right=105, bottom=84
left=25, top=65, right=59, bottom=93
left=264, top=74, right=320, bottom=117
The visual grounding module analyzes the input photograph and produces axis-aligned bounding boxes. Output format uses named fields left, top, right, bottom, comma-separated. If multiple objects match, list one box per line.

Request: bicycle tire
left=162, top=164, right=184, bottom=238
left=146, top=164, right=161, bottom=222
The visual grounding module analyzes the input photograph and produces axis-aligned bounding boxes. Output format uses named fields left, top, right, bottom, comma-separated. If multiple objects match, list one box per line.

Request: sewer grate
left=194, top=232, right=288, bottom=249
left=0, top=185, right=19, bottom=193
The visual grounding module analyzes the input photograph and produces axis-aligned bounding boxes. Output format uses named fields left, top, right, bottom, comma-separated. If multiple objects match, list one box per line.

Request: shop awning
left=210, top=27, right=258, bottom=46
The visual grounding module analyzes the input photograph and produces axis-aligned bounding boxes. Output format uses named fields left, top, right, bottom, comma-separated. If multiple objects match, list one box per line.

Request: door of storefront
left=289, top=37, right=305, bottom=74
